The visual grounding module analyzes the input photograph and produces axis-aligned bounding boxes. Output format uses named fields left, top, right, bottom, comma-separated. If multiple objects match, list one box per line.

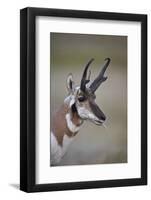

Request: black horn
left=80, top=58, right=94, bottom=92
left=90, top=58, right=111, bottom=93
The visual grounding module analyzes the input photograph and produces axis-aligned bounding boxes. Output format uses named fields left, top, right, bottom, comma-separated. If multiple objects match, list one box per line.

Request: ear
left=66, top=73, right=74, bottom=93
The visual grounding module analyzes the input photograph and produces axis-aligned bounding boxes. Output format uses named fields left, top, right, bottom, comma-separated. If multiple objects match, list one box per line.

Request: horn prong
left=89, top=58, right=111, bottom=93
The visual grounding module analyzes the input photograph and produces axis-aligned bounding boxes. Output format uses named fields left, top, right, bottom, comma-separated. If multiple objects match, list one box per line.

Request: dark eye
left=78, top=96, right=86, bottom=102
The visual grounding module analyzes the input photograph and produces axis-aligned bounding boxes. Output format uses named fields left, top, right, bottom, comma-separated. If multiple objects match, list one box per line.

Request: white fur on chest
left=50, top=132, right=74, bottom=165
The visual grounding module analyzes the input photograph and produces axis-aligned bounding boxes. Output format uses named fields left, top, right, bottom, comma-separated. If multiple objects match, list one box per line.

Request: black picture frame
left=20, top=7, right=147, bottom=192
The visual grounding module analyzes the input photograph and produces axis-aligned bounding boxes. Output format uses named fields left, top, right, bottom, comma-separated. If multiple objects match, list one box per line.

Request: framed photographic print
left=20, top=7, right=147, bottom=192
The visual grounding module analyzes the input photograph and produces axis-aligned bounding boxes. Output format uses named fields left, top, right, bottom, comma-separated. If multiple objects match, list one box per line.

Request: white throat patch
left=65, top=113, right=80, bottom=133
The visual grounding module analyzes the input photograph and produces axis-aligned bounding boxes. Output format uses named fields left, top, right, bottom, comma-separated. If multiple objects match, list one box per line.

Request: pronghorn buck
left=51, top=58, right=111, bottom=165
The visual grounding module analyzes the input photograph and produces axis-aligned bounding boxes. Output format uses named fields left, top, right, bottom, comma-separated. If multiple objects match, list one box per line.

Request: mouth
left=93, top=119, right=105, bottom=126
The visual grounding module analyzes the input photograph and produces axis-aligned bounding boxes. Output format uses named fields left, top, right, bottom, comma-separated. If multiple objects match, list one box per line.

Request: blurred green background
left=50, top=32, right=127, bottom=166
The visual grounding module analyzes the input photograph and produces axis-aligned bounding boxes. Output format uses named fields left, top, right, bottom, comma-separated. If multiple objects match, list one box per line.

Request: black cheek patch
left=89, top=101, right=106, bottom=121
left=71, top=103, right=78, bottom=113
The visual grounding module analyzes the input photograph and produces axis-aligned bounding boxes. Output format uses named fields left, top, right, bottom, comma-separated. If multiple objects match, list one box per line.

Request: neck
left=51, top=102, right=83, bottom=165
left=52, top=102, right=83, bottom=146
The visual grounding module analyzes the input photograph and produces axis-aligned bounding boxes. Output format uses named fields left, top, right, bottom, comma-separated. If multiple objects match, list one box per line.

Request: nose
left=101, top=114, right=106, bottom=121
left=89, top=101, right=106, bottom=122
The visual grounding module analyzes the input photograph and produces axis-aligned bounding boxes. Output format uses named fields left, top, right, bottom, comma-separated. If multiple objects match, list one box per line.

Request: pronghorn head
left=65, top=58, right=111, bottom=126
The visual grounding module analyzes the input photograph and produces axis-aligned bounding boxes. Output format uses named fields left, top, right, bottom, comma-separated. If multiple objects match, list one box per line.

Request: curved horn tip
left=88, top=58, right=95, bottom=64
left=80, top=58, right=94, bottom=92
left=104, top=57, right=111, bottom=62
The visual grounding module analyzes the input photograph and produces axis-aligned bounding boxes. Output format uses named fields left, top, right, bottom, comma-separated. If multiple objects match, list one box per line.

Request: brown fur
left=52, top=103, right=81, bottom=146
